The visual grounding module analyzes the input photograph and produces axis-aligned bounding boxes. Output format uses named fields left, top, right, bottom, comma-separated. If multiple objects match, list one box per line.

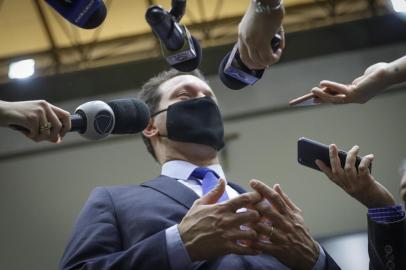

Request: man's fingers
left=239, top=42, right=261, bottom=70
left=359, top=154, right=374, bottom=177
left=315, top=159, right=334, bottom=181
left=311, top=88, right=347, bottom=104
left=253, top=199, right=284, bottom=226
left=51, top=105, right=71, bottom=138
left=274, top=184, right=300, bottom=212
left=251, top=240, right=282, bottom=254
left=252, top=222, right=285, bottom=243
left=319, top=80, right=350, bottom=95
left=250, top=180, right=289, bottom=215
left=222, top=191, right=262, bottom=212
left=345, top=145, right=359, bottom=180
left=225, top=227, right=259, bottom=241
left=278, top=26, right=286, bottom=49
left=329, top=144, right=344, bottom=177
left=226, top=241, right=261, bottom=256
left=33, top=108, right=50, bottom=142
left=228, top=209, right=260, bottom=227
left=198, top=179, right=226, bottom=205
left=44, top=105, right=62, bottom=143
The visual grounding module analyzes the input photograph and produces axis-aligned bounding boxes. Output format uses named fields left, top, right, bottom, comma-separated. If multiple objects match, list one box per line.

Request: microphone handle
left=70, top=113, right=85, bottom=133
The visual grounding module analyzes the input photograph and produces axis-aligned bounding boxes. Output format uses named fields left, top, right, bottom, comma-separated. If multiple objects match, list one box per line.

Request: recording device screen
left=297, top=137, right=372, bottom=173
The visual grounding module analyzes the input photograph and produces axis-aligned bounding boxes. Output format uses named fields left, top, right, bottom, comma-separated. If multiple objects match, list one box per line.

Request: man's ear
left=142, top=119, right=159, bottom=139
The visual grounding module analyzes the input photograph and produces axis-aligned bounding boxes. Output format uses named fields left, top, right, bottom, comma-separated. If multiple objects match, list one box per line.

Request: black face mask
left=152, top=96, right=225, bottom=150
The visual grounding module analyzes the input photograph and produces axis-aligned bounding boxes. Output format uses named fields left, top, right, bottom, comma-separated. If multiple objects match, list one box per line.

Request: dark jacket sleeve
left=368, top=215, right=406, bottom=270
left=59, top=187, right=170, bottom=270
left=324, top=251, right=342, bottom=270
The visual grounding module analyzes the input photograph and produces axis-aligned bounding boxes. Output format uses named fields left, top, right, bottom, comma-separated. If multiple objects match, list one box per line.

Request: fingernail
left=274, top=183, right=280, bottom=190
left=251, top=180, right=258, bottom=187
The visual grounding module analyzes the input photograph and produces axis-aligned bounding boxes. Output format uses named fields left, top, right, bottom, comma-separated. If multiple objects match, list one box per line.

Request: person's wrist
left=252, top=0, right=284, bottom=16
left=357, top=184, right=396, bottom=208
left=0, top=100, right=12, bottom=126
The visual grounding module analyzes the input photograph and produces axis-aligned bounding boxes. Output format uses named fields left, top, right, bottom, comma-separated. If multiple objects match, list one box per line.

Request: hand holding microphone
left=238, top=0, right=285, bottom=70
left=0, top=100, right=71, bottom=143
left=2, top=98, right=150, bottom=143
left=219, top=34, right=282, bottom=90
left=219, top=0, right=285, bottom=90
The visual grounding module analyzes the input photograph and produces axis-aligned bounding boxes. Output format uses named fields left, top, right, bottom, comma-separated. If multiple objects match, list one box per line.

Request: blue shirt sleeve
left=368, top=204, right=405, bottom=223
left=312, top=242, right=327, bottom=270
left=165, top=225, right=193, bottom=269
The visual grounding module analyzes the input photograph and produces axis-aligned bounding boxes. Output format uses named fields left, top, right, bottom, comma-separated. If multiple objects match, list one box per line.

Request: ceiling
left=0, top=0, right=394, bottom=83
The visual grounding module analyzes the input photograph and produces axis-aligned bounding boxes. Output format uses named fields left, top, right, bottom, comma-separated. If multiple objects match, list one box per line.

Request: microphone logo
left=94, top=110, right=114, bottom=134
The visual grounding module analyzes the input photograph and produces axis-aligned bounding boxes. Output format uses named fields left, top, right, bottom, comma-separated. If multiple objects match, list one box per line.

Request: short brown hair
left=138, top=68, right=207, bottom=161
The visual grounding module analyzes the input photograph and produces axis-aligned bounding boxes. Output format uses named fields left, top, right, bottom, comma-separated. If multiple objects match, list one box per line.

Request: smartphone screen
left=297, top=137, right=372, bottom=172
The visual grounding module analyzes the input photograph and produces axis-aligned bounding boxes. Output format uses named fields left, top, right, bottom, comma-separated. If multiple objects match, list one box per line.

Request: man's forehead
left=159, top=75, right=213, bottom=96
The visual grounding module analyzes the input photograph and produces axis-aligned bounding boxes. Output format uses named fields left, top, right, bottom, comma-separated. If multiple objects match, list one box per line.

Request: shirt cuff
left=368, top=204, right=405, bottom=223
left=312, top=242, right=326, bottom=270
left=165, top=224, right=193, bottom=270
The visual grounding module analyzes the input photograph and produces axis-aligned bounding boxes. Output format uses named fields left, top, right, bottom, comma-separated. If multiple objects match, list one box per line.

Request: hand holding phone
left=296, top=137, right=397, bottom=208
left=297, top=137, right=372, bottom=172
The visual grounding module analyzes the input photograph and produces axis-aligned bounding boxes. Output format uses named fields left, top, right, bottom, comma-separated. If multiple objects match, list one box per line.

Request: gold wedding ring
left=268, top=225, right=274, bottom=240
left=39, top=122, right=52, bottom=134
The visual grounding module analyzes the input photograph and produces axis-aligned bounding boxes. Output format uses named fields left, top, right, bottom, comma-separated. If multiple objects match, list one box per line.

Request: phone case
left=297, top=137, right=371, bottom=172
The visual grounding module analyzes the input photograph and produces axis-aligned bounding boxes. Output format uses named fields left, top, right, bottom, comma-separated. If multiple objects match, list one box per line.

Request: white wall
left=0, top=42, right=405, bottom=270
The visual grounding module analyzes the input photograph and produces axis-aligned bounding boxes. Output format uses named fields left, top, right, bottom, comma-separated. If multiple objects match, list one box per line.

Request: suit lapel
left=141, top=175, right=199, bottom=210
left=228, top=182, right=247, bottom=194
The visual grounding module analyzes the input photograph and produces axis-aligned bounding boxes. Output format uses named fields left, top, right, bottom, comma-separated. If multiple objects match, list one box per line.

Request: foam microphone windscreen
left=172, top=36, right=202, bottom=72
left=107, top=99, right=150, bottom=134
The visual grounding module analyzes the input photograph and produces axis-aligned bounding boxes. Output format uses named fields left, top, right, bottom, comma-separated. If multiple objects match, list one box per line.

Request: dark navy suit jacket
left=60, top=176, right=341, bottom=270
left=368, top=216, right=406, bottom=269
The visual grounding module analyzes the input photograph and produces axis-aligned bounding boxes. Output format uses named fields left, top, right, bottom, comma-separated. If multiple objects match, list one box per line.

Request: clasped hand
left=178, top=179, right=319, bottom=269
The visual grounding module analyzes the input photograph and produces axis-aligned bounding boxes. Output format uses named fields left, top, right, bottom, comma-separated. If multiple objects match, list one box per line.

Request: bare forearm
left=386, top=55, right=406, bottom=86
left=0, top=100, right=12, bottom=126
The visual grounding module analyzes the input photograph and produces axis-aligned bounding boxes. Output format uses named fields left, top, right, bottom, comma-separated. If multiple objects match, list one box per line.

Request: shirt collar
left=161, top=160, right=226, bottom=181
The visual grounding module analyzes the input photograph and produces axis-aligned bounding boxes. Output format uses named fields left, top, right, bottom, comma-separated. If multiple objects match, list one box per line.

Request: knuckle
left=215, top=216, right=229, bottom=228
left=27, top=113, right=38, bottom=122
left=270, top=192, right=280, bottom=201
left=38, top=100, right=47, bottom=106
left=344, top=165, right=352, bottom=174
left=53, top=121, right=62, bottom=130
left=239, top=194, right=252, bottom=205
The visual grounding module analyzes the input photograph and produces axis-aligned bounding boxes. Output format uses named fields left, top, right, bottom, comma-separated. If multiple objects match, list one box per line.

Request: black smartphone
left=297, top=137, right=372, bottom=172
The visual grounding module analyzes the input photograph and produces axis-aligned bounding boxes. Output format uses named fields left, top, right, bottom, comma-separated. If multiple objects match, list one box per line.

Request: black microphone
left=44, top=0, right=107, bottom=29
left=219, top=34, right=281, bottom=90
left=72, top=98, right=150, bottom=140
left=145, top=3, right=202, bottom=72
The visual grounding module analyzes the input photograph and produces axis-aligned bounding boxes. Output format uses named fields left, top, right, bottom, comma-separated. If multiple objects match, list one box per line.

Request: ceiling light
left=8, top=59, right=35, bottom=79
left=391, top=0, right=406, bottom=12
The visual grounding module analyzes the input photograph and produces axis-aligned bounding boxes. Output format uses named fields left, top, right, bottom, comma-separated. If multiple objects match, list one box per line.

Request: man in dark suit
left=316, top=145, right=406, bottom=269
left=60, top=69, right=340, bottom=270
